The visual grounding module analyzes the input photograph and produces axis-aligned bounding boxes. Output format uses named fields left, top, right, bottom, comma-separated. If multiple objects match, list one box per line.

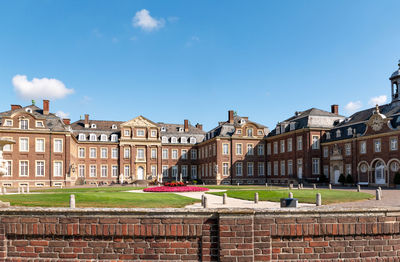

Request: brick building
left=1, top=61, right=400, bottom=187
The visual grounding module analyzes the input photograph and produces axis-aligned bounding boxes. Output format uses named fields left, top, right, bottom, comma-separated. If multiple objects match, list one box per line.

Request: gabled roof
left=121, top=115, right=158, bottom=128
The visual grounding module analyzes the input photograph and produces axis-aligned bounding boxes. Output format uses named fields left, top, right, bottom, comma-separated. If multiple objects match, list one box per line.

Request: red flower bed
left=144, top=186, right=209, bottom=192
left=164, top=181, right=185, bottom=187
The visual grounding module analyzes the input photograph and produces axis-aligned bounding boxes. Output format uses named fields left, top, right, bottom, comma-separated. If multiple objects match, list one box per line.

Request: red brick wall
left=0, top=208, right=400, bottom=261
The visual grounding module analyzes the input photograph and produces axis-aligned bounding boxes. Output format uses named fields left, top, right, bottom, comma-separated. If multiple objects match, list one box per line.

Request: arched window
left=347, top=128, right=353, bottom=136
left=181, top=137, right=187, bottom=143
left=78, top=134, right=86, bottom=141
left=100, top=134, right=108, bottom=141
left=89, top=134, right=97, bottom=141
left=375, top=161, right=385, bottom=182
left=336, top=130, right=341, bottom=138
left=161, top=136, right=168, bottom=143
left=190, top=137, right=196, bottom=144
left=91, top=124, right=97, bottom=129
left=247, top=128, right=253, bottom=137
left=171, top=137, right=177, bottom=143
left=391, top=162, right=399, bottom=172
left=111, top=134, right=118, bottom=142
left=326, top=132, right=331, bottom=140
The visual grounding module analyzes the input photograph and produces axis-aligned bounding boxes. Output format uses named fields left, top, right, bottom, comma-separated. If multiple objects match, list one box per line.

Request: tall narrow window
left=36, top=139, right=45, bottom=152
left=236, top=144, right=242, bottom=155
left=258, top=162, right=265, bottom=176
left=53, top=162, right=62, bottom=177
left=247, top=163, right=253, bottom=176
left=297, top=136, right=303, bottom=151
left=312, top=136, right=320, bottom=149
left=36, top=161, right=45, bottom=176
left=236, top=162, right=242, bottom=176
left=247, top=144, right=254, bottom=155
left=257, top=144, right=264, bottom=155
left=19, top=138, right=29, bottom=152
left=54, top=139, right=63, bottom=153
left=20, top=161, right=29, bottom=176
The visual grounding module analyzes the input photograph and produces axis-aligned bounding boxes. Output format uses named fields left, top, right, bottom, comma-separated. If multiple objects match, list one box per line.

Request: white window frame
left=287, top=138, right=292, bottom=152
left=90, top=148, right=97, bottom=158
left=112, top=166, right=118, bottom=177
left=247, top=162, right=253, bottom=177
left=191, top=149, right=197, bottom=160
left=345, top=143, right=351, bottom=156
left=101, top=165, right=108, bottom=177
left=312, top=158, right=320, bottom=175
left=19, top=138, right=29, bottom=152
left=53, top=161, right=63, bottom=177
left=280, top=140, right=285, bottom=153
left=172, top=149, right=178, bottom=159
left=257, top=144, right=264, bottom=156
left=78, top=165, right=85, bottom=178
left=137, top=148, right=145, bottom=160
left=35, top=138, right=45, bottom=153
left=90, top=165, right=97, bottom=177
left=247, top=144, right=254, bottom=155
left=78, top=134, right=86, bottom=141
left=390, top=137, right=398, bottom=151
left=374, top=139, right=381, bottom=153
left=78, top=148, right=85, bottom=158
left=162, top=149, right=169, bottom=159
left=35, top=160, right=45, bottom=177
left=53, top=139, right=63, bottom=153
left=280, top=160, right=285, bottom=176
left=360, top=141, right=367, bottom=154
left=297, top=136, right=303, bottom=151
left=124, top=148, right=130, bottom=158
left=181, top=149, right=188, bottom=160
left=20, top=119, right=29, bottom=130
left=258, top=162, right=265, bottom=176
left=19, top=160, right=29, bottom=176
left=312, top=135, right=320, bottom=150
left=136, top=129, right=145, bottom=137
left=236, top=162, right=243, bottom=176
left=101, top=148, right=108, bottom=159
left=273, top=142, right=278, bottom=154
left=35, top=121, right=44, bottom=128
left=111, top=148, right=118, bottom=159
left=4, top=119, right=13, bottom=127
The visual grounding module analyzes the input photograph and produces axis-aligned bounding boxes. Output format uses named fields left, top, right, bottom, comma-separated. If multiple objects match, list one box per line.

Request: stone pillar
left=223, top=193, right=227, bottom=205
left=203, top=196, right=208, bottom=208
left=316, top=193, right=322, bottom=206
left=70, top=194, right=76, bottom=208
left=376, top=189, right=381, bottom=200
left=313, top=184, right=316, bottom=190
left=288, top=192, right=293, bottom=198
left=357, top=184, right=361, bottom=192
left=329, top=184, right=332, bottom=190
left=254, top=193, right=259, bottom=204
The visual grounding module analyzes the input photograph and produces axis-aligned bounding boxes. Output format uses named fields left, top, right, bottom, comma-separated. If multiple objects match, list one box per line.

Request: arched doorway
left=375, top=161, right=385, bottom=184
left=137, top=166, right=144, bottom=180
left=333, top=166, right=340, bottom=184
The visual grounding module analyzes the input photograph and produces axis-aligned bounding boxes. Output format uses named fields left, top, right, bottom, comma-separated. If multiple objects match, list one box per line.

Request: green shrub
left=394, top=172, right=400, bottom=185
left=346, top=174, right=354, bottom=184
left=338, top=174, right=346, bottom=185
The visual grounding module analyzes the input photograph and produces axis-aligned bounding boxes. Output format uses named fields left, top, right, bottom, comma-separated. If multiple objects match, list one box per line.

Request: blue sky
left=0, top=0, right=399, bottom=131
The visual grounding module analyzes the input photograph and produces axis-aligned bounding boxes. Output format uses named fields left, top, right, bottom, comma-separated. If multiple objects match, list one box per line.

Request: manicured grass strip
left=0, top=192, right=198, bottom=208
left=31, top=186, right=145, bottom=193
left=208, top=189, right=374, bottom=204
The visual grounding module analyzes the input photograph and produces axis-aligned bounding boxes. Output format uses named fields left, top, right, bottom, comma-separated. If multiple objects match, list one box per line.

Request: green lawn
left=0, top=192, right=198, bottom=208
left=31, top=186, right=145, bottom=193
left=208, top=189, right=374, bottom=204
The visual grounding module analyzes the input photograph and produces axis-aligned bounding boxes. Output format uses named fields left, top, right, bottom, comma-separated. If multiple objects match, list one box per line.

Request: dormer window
left=136, top=129, right=145, bottom=137
left=124, top=129, right=130, bottom=137
left=89, top=134, right=97, bottom=141
left=290, top=122, right=296, bottom=131
left=336, top=130, right=341, bottom=138
left=236, top=129, right=242, bottom=135
left=181, top=137, right=187, bottom=143
left=25, top=108, right=32, bottom=113
left=162, top=136, right=168, bottom=143
left=4, top=120, right=12, bottom=126
left=111, top=134, right=118, bottom=142
left=91, top=124, right=97, bottom=129
left=20, top=119, right=28, bottom=130
left=276, top=127, right=280, bottom=135
left=151, top=130, right=157, bottom=137
left=100, top=134, right=108, bottom=141
left=326, top=132, right=331, bottom=140
left=257, top=130, right=263, bottom=136
left=112, top=124, right=117, bottom=129
left=78, top=134, right=86, bottom=141
left=36, top=121, right=44, bottom=128
left=247, top=128, right=253, bottom=137
left=161, top=127, right=166, bottom=132
left=190, top=137, right=196, bottom=144
left=171, top=137, right=177, bottom=143
left=347, top=128, right=353, bottom=136
left=240, top=119, right=246, bottom=125
left=179, top=127, right=183, bottom=132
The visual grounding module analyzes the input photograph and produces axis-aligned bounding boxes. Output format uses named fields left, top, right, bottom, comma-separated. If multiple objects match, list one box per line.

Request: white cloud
left=12, top=75, right=74, bottom=100
left=56, top=111, right=70, bottom=119
left=368, top=95, right=387, bottom=106
left=132, top=9, right=165, bottom=31
left=344, top=101, right=362, bottom=114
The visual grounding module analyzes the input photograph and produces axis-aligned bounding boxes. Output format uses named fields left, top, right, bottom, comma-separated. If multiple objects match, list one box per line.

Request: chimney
left=43, top=100, right=49, bottom=115
left=331, top=104, right=339, bottom=115
left=11, top=105, right=22, bottom=111
left=184, top=119, right=189, bottom=132
left=196, top=123, right=203, bottom=131
left=84, top=114, right=89, bottom=128
left=62, top=118, right=71, bottom=125
left=228, top=110, right=234, bottom=124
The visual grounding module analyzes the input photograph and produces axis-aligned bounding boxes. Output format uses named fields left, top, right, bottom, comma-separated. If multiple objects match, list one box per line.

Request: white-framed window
left=101, top=165, right=108, bottom=177
left=267, top=143, right=271, bottom=155
left=172, top=149, right=178, bottom=159
left=223, top=163, right=229, bottom=176
left=280, top=160, right=285, bottom=176
left=162, top=166, right=168, bottom=177
left=336, top=130, right=341, bottom=138
left=111, top=134, right=118, bottom=142
left=112, top=124, right=117, bottom=129
left=151, top=148, right=157, bottom=159
left=223, top=144, right=229, bottom=155
left=247, top=162, right=253, bottom=176
left=20, top=119, right=28, bottom=130
left=124, top=129, right=130, bottom=137
left=100, top=134, right=108, bottom=142
left=137, top=148, right=145, bottom=160
left=171, top=137, right=177, bottom=143
left=161, top=127, right=166, bottom=132
left=390, top=162, right=399, bottom=172
left=273, top=142, right=278, bottom=154
left=90, top=148, right=97, bottom=158
left=297, top=136, right=303, bottom=151
left=213, top=144, right=216, bottom=156
left=360, top=141, right=367, bottom=154
left=3, top=137, right=12, bottom=152
left=181, top=149, right=188, bottom=159
left=191, top=165, right=197, bottom=179
left=345, top=143, right=351, bottom=156
left=267, top=162, right=271, bottom=176
left=326, top=132, right=331, bottom=140
left=280, top=140, right=285, bottom=153
left=257, top=130, right=263, bottom=136
left=345, top=164, right=352, bottom=176
left=136, top=129, right=145, bottom=137
left=36, top=161, right=45, bottom=176
left=182, top=165, right=188, bottom=177
left=78, top=165, right=85, bottom=177
left=162, top=149, right=168, bottom=159
left=90, top=165, right=97, bottom=177
left=323, top=147, right=329, bottom=158
left=258, top=162, right=265, bottom=176
left=390, top=138, right=398, bottom=151
left=162, top=136, right=168, bottom=143
left=247, top=144, right=254, bottom=155
left=35, top=138, right=45, bottom=152
left=89, top=134, right=97, bottom=141
left=374, top=140, right=381, bottom=153
left=124, top=148, right=130, bottom=158
left=347, top=128, right=353, bottom=136
left=236, top=129, right=242, bottom=135
left=312, top=135, right=320, bottom=150
left=247, top=128, right=253, bottom=137
left=36, top=121, right=44, bottom=128
left=112, top=166, right=118, bottom=177
left=54, top=139, right=63, bottom=153
left=312, top=158, right=320, bottom=175
left=151, top=130, right=157, bottom=137
left=19, top=138, right=29, bottom=152
left=172, top=166, right=178, bottom=179
left=78, top=148, right=85, bottom=158
left=297, top=159, right=303, bottom=175
left=287, top=138, right=292, bottom=152
left=191, top=149, right=197, bottom=160
left=101, top=148, right=108, bottom=159
left=181, top=137, right=187, bottom=143
left=4, top=160, right=12, bottom=176
left=19, top=161, right=29, bottom=176
left=236, top=143, right=242, bottom=155
left=287, top=160, right=293, bottom=176
left=4, top=119, right=13, bottom=126
left=273, top=161, right=278, bottom=176
left=257, top=144, right=264, bottom=155
left=111, top=148, right=118, bottom=159
left=53, top=161, right=62, bottom=177
left=290, top=122, right=296, bottom=131
left=78, top=134, right=86, bottom=141
left=236, top=162, right=242, bottom=176
left=91, top=124, right=97, bottom=129
left=124, top=165, right=130, bottom=177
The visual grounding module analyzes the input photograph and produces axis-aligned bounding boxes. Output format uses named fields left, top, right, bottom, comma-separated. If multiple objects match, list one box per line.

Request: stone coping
left=0, top=206, right=399, bottom=217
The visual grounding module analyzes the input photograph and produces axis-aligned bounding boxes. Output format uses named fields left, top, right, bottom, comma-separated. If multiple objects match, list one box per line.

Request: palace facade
left=1, top=61, right=400, bottom=188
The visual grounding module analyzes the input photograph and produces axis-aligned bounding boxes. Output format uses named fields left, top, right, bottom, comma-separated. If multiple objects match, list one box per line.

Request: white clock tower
left=390, top=60, right=400, bottom=102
